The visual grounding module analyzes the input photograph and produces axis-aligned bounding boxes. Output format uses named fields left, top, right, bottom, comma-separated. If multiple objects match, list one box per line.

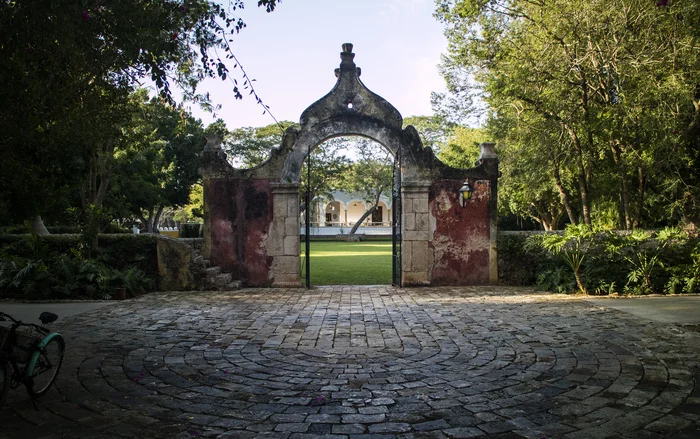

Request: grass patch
left=303, top=240, right=392, bottom=285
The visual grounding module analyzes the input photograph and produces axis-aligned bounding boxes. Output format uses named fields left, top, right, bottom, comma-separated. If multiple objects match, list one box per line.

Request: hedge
left=0, top=234, right=158, bottom=277
left=498, top=229, right=699, bottom=295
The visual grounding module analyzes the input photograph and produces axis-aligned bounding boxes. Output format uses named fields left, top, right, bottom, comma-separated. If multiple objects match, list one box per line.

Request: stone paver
left=1, top=286, right=699, bottom=438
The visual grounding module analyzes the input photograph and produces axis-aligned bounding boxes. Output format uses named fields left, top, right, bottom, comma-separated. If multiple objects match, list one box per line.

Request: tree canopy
left=436, top=0, right=700, bottom=229
left=109, top=91, right=206, bottom=233
left=0, top=0, right=280, bottom=227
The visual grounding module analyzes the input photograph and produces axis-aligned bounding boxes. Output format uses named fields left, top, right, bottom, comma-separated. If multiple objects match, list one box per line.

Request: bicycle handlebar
left=0, top=312, right=20, bottom=324
left=0, top=312, right=49, bottom=334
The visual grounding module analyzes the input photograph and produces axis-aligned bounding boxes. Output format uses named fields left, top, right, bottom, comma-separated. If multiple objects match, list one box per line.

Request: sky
left=186, top=0, right=449, bottom=130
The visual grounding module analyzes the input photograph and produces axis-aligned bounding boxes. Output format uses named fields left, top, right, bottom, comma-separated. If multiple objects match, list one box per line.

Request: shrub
left=0, top=233, right=157, bottom=300
left=526, top=225, right=597, bottom=294
left=180, top=223, right=202, bottom=238
left=522, top=227, right=699, bottom=295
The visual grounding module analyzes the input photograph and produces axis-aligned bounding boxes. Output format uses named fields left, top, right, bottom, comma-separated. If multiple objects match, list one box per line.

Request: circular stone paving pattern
left=2, top=287, right=699, bottom=439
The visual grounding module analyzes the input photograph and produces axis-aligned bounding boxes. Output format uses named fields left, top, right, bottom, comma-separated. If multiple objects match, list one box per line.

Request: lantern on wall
left=459, top=180, right=474, bottom=207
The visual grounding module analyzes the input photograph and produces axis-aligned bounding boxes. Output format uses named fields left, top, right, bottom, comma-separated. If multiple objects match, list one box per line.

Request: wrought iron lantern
left=459, top=180, right=474, bottom=207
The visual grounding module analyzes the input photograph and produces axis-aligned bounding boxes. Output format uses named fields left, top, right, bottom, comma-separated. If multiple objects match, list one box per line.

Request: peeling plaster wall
left=429, top=179, right=491, bottom=285
left=205, top=178, right=274, bottom=286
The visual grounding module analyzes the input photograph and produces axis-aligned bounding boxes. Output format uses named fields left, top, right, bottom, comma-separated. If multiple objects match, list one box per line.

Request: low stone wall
left=155, top=236, right=208, bottom=291
left=497, top=231, right=548, bottom=286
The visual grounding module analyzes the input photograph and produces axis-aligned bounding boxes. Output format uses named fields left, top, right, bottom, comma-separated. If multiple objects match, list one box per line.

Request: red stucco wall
left=206, top=178, right=274, bottom=286
left=429, top=179, right=491, bottom=285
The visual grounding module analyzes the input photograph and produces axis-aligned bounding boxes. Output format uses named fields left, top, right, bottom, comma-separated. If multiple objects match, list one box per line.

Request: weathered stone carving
left=299, top=43, right=402, bottom=131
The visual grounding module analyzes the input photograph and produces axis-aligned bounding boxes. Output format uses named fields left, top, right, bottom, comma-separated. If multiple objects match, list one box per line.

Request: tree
left=404, top=115, right=486, bottom=169
left=0, top=0, right=280, bottom=230
left=403, top=116, right=455, bottom=155
left=110, top=91, right=206, bottom=233
left=172, top=184, right=205, bottom=225
left=301, top=139, right=353, bottom=216
left=436, top=0, right=700, bottom=229
left=339, top=141, right=394, bottom=236
left=225, top=121, right=297, bottom=167
left=437, top=126, right=488, bottom=169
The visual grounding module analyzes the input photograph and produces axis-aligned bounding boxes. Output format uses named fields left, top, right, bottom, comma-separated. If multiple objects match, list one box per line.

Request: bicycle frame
left=0, top=312, right=58, bottom=386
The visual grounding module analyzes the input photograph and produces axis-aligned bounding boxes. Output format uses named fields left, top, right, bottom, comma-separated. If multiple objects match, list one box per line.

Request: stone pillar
left=269, top=183, right=301, bottom=287
left=402, top=181, right=432, bottom=285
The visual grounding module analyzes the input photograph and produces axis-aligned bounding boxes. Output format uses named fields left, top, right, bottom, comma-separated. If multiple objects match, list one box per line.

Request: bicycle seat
left=39, top=312, right=58, bottom=324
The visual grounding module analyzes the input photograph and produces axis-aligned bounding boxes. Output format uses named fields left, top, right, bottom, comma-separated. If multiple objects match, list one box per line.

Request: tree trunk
left=541, top=217, right=553, bottom=231
left=610, top=143, right=632, bottom=229
left=30, top=215, right=50, bottom=235
left=82, top=141, right=115, bottom=209
left=564, top=125, right=592, bottom=226
left=574, top=269, right=587, bottom=295
left=348, top=192, right=382, bottom=236
left=348, top=206, right=376, bottom=236
left=633, top=166, right=646, bottom=228
left=139, top=211, right=155, bottom=233
left=578, top=71, right=594, bottom=226
left=530, top=202, right=554, bottom=231
left=550, top=206, right=563, bottom=230
left=153, top=206, right=164, bottom=233
left=552, top=160, right=577, bottom=225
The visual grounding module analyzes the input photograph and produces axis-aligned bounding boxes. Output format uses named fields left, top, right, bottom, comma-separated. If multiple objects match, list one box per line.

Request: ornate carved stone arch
left=201, top=43, right=499, bottom=288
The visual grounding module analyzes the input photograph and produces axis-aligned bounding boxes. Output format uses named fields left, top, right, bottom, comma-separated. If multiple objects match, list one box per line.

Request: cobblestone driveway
left=2, top=287, right=699, bottom=439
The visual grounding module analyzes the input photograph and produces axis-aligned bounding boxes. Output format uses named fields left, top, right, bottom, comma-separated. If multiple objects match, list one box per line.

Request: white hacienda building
left=302, top=191, right=393, bottom=235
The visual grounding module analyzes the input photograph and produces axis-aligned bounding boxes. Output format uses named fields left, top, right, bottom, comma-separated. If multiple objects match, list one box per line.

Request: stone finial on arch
left=281, top=44, right=413, bottom=184
left=299, top=43, right=403, bottom=131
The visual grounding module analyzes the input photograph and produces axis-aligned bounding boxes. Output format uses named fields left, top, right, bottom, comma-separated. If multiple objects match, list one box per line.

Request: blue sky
left=186, top=0, right=448, bottom=129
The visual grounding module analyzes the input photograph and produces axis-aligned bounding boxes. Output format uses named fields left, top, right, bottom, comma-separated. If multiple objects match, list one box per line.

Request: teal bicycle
left=0, top=311, right=65, bottom=405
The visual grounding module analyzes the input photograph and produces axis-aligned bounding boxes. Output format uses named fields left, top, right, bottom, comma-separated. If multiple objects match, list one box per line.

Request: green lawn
left=302, top=240, right=392, bottom=285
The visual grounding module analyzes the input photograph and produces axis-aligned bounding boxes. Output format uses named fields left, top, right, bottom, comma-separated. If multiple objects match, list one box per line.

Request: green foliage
left=98, top=235, right=159, bottom=276
left=663, top=236, right=700, bottom=295
left=172, top=184, right=204, bottom=224
left=224, top=121, right=297, bottom=167
left=497, top=232, right=549, bottom=285
left=404, top=116, right=486, bottom=169
left=47, top=254, right=152, bottom=299
left=0, top=234, right=158, bottom=299
left=0, top=0, right=279, bottom=227
left=520, top=227, right=700, bottom=295
left=302, top=139, right=352, bottom=206
left=536, top=265, right=577, bottom=295
left=403, top=116, right=455, bottom=155
left=67, top=204, right=112, bottom=258
left=527, top=225, right=598, bottom=294
left=336, top=140, right=393, bottom=234
left=436, top=0, right=700, bottom=229
left=339, top=141, right=393, bottom=203
left=110, top=90, right=206, bottom=232
left=180, top=224, right=203, bottom=238
left=436, top=126, right=487, bottom=169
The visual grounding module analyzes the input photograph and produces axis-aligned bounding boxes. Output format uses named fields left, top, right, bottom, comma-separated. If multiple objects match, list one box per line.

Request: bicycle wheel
left=0, top=357, right=9, bottom=406
left=26, top=334, right=64, bottom=398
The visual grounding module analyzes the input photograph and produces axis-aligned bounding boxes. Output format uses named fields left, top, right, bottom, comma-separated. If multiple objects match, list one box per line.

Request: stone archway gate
left=201, top=44, right=499, bottom=287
